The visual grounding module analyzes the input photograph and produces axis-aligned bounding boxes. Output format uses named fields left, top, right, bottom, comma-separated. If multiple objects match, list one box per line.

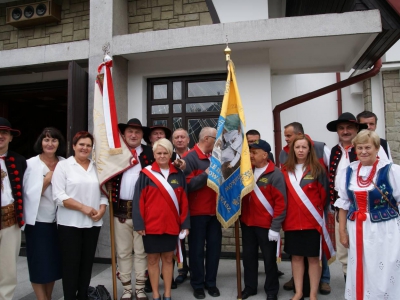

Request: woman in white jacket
left=23, top=127, right=65, bottom=300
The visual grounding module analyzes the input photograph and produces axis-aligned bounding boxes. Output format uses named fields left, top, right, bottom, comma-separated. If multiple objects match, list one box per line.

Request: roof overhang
left=114, top=10, right=381, bottom=75
left=0, top=10, right=381, bottom=76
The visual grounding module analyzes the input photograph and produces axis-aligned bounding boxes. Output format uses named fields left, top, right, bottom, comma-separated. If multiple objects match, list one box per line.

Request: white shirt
left=52, top=156, right=108, bottom=228
left=377, top=143, right=392, bottom=162
left=0, top=154, right=14, bottom=207
left=334, top=144, right=353, bottom=191
left=120, top=146, right=143, bottom=200
left=160, top=168, right=169, bottom=179
left=23, top=155, right=65, bottom=225
left=254, top=164, right=268, bottom=181
left=294, top=164, right=305, bottom=183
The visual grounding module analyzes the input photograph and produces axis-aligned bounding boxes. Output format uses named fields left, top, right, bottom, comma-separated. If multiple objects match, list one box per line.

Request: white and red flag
left=93, top=55, right=132, bottom=194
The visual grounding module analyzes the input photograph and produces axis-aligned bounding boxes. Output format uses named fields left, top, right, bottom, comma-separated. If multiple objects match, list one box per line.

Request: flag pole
left=224, top=43, right=243, bottom=300
left=108, top=189, right=118, bottom=300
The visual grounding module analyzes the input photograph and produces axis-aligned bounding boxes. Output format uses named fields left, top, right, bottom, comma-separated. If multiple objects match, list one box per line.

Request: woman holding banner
left=133, top=138, right=190, bottom=300
left=282, top=135, right=332, bottom=300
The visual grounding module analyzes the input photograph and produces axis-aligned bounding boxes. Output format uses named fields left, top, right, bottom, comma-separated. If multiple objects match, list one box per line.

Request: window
left=147, top=74, right=226, bottom=148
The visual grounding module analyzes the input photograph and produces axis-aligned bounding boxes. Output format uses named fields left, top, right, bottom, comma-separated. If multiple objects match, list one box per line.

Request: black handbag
left=87, top=285, right=111, bottom=300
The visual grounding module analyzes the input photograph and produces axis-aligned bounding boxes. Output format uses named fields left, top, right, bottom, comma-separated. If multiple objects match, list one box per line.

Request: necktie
left=131, top=149, right=139, bottom=166
left=344, top=145, right=352, bottom=159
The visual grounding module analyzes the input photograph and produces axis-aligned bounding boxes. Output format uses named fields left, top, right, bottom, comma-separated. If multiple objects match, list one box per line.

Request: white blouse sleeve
left=389, top=164, right=400, bottom=204
left=100, top=193, right=108, bottom=206
left=334, top=167, right=351, bottom=210
left=52, top=162, right=70, bottom=207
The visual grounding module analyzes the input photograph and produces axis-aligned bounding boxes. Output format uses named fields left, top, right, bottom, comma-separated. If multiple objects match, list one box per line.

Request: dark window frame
left=147, top=73, right=226, bottom=130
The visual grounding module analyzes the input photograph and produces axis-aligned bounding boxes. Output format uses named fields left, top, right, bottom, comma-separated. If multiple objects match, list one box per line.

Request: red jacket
left=241, top=162, right=287, bottom=231
left=132, top=162, right=190, bottom=235
left=282, top=167, right=328, bottom=231
left=183, top=144, right=216, bottom=216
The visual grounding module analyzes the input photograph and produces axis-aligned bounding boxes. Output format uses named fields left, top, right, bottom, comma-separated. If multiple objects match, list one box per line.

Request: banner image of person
left=208, top=60, right=254, bottom=228
left=93, top=55, right=133, bottom=195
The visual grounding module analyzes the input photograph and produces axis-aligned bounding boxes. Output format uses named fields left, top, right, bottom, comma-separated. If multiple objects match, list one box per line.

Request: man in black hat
left=0, top=117, right=27, bottom=300
left=107, top=118, right=154, bottom=300
left=326, top=112, right=367, bottom=282
left=240, top=139, right=286, bottom=300
left=145, top=125, right=172, bottom=147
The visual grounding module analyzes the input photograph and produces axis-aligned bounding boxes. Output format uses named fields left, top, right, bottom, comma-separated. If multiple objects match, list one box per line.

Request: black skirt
left=25, top=222, right=62, bottom=284
left=284, top=229, right=321, bottom=257
left=143, top=234, right=178, bottom=253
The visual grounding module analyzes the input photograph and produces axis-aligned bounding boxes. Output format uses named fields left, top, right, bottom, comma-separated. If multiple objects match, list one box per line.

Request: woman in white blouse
left=23, top=127, right=65, bottom=300
left=52, top=131, right=108, bottom=300
left=335, top=130, right=400, bottom=300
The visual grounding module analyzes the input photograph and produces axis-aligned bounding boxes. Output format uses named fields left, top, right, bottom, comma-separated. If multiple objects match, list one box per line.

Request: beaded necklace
left=357, top=159, right=379, bottom=188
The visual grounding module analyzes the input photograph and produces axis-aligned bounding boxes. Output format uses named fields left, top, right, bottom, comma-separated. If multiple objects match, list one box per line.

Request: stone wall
left=128, top=0, right=213, bottom=33
left=363, top=78, right=372, bottom=111
left=382, top=70, right=400, bottom=164
left=0, top=0, right=89, bottom=50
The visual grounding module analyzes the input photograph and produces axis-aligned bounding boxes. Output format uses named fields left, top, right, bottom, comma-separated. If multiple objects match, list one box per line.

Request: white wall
left=271, top=72, right=364, bottom=149
left=212, top=0, right=268, bottom=23
left=127, top=47, right=273, bottom=146
left=384, top=40, right=400, bottom=62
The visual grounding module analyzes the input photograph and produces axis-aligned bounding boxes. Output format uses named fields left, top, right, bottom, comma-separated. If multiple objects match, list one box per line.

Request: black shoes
left=277, top=270, right=284, bottom=277
left=175, top=273, right=187, bottom=284
left=193, top=288, right=206, bottom=299
left=205, top=286, right=220, bottom=297
left=266, top=295, right=277, bottom=300
left=144, top=277, right=152, bottom=293
left=241, top=289, right=257, bottom=299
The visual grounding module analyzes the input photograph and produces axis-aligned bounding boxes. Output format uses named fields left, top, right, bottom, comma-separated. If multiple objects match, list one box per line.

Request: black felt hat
left=0, top=117, right=21, bottom=136
left=118, top=118, right=150, bottom=137
left=326, top=112, right=368, bottom=132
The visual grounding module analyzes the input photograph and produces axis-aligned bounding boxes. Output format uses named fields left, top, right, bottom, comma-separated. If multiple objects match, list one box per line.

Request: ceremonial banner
left=93, top=55, right=132, bottom=194
left=207, top=60, right=254, bottom=228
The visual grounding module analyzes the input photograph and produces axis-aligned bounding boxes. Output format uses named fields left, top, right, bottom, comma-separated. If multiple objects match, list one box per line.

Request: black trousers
left=58, top=225, right=101, bottom=300
left=188, top=215, right=222, bottom=289
left=241, top=223, right=279, bottom=295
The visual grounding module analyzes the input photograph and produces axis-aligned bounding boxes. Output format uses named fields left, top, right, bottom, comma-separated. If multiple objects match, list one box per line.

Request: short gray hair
left=172, top=128, right=189, bottom=138
left=199, top=127, right=216, bottom=141
left=153, top=138, right=173, bottom=156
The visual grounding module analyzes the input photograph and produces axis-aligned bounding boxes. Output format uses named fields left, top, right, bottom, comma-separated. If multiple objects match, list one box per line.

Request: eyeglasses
left=207, top=136, right=216, bottom=139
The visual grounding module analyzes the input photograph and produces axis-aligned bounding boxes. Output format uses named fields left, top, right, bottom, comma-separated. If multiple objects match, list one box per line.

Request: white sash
left=253, top=184, right=274, bottom=217
left=144, top=165, right=179, bottom=214
left=253, top=180, right=281, bottom=261
left=144, top=166, right=184, bottom=264
left=288, top=172, right=335, bottom=258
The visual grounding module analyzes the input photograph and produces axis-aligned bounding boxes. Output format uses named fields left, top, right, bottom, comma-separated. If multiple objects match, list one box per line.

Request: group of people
left=0, top=108, right=399, bottom=300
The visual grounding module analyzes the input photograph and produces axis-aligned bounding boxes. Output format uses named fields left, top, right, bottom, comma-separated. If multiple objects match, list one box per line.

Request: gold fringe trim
left=328, top=256, right=336, bottom=266
left=276, top=257, right=281, bottom=263
left=109, top=148, right=123, bottom=155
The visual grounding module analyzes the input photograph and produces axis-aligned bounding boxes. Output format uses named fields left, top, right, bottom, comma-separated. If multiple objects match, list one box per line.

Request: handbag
left=87, top=285, right=111, bottom=300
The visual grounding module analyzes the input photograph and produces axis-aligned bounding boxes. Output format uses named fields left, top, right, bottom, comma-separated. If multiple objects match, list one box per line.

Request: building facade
left=0, top=0, right=399, bottom=256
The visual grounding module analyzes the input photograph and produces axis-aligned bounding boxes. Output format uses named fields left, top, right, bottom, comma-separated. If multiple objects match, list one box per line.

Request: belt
left=1, top=203, right=16, bottom=229
left=114, top=199, right=132, bottom=219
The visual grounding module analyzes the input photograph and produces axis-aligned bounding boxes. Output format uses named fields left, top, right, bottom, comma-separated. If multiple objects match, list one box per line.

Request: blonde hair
left=153, top=138, right=173, bottom=156
left=352, top=129, right=380, bottom=149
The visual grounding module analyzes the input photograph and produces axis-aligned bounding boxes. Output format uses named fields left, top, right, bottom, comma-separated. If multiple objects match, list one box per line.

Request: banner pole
left=108, top=190, right=118, bottom=300
left=235, top=220, right=242, bottom=300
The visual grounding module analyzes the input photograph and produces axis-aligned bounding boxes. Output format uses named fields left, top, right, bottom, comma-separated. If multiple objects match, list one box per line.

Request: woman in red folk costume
left=282, top=135, right=334, bottom=300
left=335, top=130, right=400, bottom=300
left=133, top=138, right=190, bottom=300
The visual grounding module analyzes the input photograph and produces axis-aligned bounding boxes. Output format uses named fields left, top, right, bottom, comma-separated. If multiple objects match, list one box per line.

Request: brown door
left=67, top=61, right=88, bottom=156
